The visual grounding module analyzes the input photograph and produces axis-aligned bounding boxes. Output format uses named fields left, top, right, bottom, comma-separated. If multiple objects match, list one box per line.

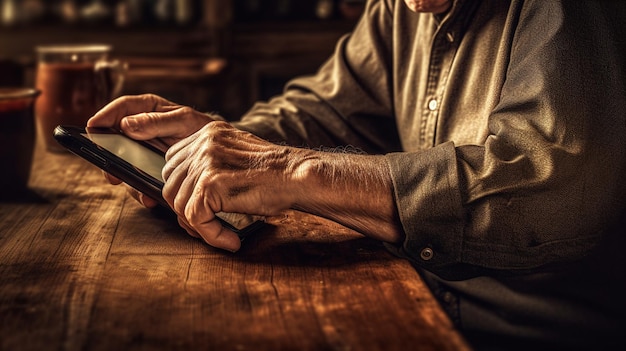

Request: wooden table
left=0, top=142, right=470, bottom=351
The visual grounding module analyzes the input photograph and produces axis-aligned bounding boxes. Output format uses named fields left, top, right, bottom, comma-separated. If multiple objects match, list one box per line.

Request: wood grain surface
left=0, top=142, right=470, bottom=351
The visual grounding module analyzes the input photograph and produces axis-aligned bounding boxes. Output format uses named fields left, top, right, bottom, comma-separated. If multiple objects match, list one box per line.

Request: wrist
left=283, top=147, right=322, bottom=208
left=285, top=150, right=404, bottom=244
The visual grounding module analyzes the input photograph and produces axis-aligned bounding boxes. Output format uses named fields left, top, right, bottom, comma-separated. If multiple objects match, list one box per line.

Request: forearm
left=288, top=148, right=404, bottom=244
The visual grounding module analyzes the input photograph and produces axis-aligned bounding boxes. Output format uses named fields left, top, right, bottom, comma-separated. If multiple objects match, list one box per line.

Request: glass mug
left=0, top=88, right=40, bottom=199
left=35, top=44, right=126, bottom=152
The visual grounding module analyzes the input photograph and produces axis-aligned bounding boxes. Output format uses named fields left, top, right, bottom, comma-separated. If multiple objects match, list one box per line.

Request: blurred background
left=0, top=0, right=365, bottom=119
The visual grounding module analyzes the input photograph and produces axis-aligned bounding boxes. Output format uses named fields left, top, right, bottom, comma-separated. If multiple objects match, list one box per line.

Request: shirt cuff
left=384, top=141, right=465, bottom=272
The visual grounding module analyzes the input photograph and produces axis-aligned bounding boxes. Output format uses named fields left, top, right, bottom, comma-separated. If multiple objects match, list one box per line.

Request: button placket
left=420, top=20, right=460, bottom=148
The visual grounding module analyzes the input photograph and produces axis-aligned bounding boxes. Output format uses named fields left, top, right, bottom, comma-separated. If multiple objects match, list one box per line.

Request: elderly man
left=89, top=0, right=626, bottom=349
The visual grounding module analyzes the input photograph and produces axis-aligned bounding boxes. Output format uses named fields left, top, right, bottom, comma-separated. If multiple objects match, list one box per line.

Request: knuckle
left=197, top=142, right=220, bottom=164
left=186, top=214, right=201, bottom=229
left=178, top=106, right=195, bottom=115
left=173, top=195, right=186, bottom=216
left=204, top=120, right=229, bottom=136
left=211, top=120, right=229, bottom=128
left=144, top=112, right=160, bottom=123
left=143, top=93, right=161, bottom=103
left=161, top=163, right=173, bottom=180
left=116, top=95, right=132, bottom=104
left=140, top=112, right=161, bottom=132
left=162, top=183, right=175, bottom=206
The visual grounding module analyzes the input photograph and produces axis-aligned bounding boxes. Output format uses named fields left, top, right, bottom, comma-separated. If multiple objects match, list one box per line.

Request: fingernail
left=124, top=116, right=140, bottom=132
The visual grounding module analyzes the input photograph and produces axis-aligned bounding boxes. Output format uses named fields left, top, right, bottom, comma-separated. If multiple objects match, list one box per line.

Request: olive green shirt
left=233, top=0, right=625, bottom=348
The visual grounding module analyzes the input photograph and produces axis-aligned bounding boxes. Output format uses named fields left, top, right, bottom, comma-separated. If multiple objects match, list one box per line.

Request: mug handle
left=95, top=59, right=128, bottom=100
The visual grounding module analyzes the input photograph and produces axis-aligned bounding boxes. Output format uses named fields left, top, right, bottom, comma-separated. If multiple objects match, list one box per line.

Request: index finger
left=87, top=94, right=177, bottom=129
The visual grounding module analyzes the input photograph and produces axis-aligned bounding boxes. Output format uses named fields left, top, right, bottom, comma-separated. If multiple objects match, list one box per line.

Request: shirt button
left=428, top=99, right=438, bottom=111
left=420, top=247, right=434, bottom=261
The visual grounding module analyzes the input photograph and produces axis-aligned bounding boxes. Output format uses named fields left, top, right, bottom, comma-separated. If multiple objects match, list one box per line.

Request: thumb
left=120, top=107, right=213, bottom=142
left=196, top=219, right=242, bottom=253
left=120, top=113, right=168, bottom=141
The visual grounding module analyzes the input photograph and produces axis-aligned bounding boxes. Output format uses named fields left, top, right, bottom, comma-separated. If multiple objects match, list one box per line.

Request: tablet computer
left=53, top=125, right=265, bottom=238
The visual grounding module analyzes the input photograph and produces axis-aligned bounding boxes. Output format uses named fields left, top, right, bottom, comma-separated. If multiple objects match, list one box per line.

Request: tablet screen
left=84, top=133, right=166, bottom=182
